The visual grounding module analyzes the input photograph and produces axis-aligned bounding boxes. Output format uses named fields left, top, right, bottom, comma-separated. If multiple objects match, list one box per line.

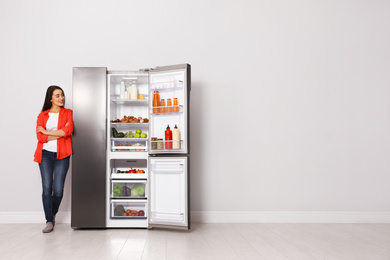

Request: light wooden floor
left=0, top=223, right=389, bottom=259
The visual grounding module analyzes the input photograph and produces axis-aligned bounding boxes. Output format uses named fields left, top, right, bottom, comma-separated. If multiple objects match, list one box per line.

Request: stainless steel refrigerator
left=71, top=64, right=190, bottom=230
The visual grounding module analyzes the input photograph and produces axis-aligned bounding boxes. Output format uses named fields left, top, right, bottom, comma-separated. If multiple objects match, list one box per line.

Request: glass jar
left=157, top=138, right=164, bottom=150
left=151, top=137, right=158, bottom=150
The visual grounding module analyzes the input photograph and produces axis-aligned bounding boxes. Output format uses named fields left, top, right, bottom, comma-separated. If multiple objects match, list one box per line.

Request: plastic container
left=172, top=124, right=181, bottom=149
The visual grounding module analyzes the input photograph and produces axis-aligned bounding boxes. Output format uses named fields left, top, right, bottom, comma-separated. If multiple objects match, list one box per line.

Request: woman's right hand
left=36, top=126, right=47, bottom=135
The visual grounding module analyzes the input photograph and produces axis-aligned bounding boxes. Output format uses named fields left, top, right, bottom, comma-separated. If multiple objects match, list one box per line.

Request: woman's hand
left=36, top=126, right=47, bottom=135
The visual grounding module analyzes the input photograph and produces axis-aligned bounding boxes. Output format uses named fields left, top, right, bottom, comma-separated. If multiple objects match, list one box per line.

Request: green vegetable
left=116, top=132, right=125, bottom=138
left=112, top=127, right=118, bottom=137
left=131, top=184, right=145, bottom=197
left=113, top=184, right=123, bottom=197
left=114, top=205, right=125, bottom=216
left=117, top=170, right=121, bottom=173
left=112, top=127, right=125, bottom=138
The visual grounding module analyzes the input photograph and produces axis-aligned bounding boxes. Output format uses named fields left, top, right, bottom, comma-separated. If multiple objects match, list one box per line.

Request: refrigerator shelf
left=111, top=173, right=147, bottom=179
left=111, top=137, right=148, bottom=141
left=150, top=80, right=183, bottom=91
left=111, top=99, right=149, bottom=104
left=111, top=123, right=149, bottom=126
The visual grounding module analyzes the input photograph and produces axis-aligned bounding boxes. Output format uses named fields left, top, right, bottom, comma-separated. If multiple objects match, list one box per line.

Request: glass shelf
left=150, top=80, right=183, bottom=92
left=111, top=99, right=149, bottom=105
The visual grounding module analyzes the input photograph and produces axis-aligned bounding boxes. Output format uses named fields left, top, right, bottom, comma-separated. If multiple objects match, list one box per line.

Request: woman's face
left=51, top=89, right=65, bottom=107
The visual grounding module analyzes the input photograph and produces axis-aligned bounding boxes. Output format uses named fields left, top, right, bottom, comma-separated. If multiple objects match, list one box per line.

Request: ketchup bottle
left=165, top=125, right=172, bottom=149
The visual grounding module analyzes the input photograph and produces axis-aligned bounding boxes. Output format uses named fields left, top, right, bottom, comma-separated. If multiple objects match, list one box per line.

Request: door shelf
left=150, top=106, right=183, bottom=115
left=150, top=80, right=183, bottom=91
left=111, top=199, right=147, bottom=219
left=150, top=140, right=183, bottom=151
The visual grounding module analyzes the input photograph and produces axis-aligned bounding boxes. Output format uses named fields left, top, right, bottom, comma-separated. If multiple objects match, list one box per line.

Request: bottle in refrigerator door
left=153, top=91, right=160, bottom=113
left=173, top=98, right=179, bottom=112
left=167, top=98, right=172, bottom=113
left=165, top=125, right=172, bottom=149
left=172, top=124, right=181, bottom=149
left=160, top=99, right=166, bottom=113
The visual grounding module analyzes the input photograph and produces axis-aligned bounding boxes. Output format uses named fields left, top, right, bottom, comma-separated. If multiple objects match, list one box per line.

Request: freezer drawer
left=149, top=157, right=189, bottom=229
left=111, top=199, right=147, bottom=219
left=111, top=180, right=147, bottom=199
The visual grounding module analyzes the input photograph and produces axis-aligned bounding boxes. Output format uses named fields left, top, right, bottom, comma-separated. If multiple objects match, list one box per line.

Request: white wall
left=1, top=0, right=390, bottom=223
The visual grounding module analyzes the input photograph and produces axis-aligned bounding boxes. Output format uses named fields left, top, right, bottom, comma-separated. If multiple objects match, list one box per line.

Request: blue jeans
left=39, top=150, right=70, bottom=223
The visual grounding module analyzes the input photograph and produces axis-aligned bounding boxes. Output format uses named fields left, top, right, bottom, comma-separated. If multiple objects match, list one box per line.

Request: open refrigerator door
left=148, top=64, right=190, bottom=155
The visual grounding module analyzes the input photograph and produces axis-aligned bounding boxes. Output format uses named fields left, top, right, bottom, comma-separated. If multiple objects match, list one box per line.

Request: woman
left=34, top=85, right=73, bottom=233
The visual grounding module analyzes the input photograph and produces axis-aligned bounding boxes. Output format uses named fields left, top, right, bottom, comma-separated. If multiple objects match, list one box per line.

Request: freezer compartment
left=111, top=139, right=147, bottom=152
left=110, top=159, right=147, bottom=179
left=111, top=180, right=147, bottom=198
left=111, top=199, right=147, bottom=219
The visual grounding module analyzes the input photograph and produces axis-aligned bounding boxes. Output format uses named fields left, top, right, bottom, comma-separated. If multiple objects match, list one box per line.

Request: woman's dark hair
left=41, top=85, right=65, bottom=112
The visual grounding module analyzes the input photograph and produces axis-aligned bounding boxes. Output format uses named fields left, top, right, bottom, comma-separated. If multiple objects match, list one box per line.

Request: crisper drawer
left=111, top=138, right=147, bottom=152
left=111, top=180, right=147, bottom=199
left=111, top=199, right=147, bottom=219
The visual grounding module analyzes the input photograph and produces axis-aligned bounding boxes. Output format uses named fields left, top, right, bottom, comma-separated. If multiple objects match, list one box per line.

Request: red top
left=34, top=107, right=74, bottom=163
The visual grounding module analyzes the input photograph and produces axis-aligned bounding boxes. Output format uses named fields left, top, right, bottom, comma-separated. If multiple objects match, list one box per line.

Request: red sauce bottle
left=165, top=125, right=172, bottom=149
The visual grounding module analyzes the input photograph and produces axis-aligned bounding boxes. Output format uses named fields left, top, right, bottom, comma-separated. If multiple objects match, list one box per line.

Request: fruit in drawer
left=136, top=129, right=142, bottom=134
left=138, top=210, right=145, bottom=216
left=128, top=168, right=136, bottom=173
left=137, top=94, right=145, bottom=99
left=140, top=133, right=147, bottom=138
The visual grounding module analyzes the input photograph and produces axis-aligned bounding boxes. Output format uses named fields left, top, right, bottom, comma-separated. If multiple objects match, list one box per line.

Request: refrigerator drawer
left=111, top=199, right=147, bottom=219
left=110, top=158, right=147, bottom=179
left=111, top=139, right=147, bottom=152
left=111, top=180, right=147, bottom=199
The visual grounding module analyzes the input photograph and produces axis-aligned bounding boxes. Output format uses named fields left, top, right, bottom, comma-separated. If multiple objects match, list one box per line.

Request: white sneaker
left=42, top=222, right=54, bottom=233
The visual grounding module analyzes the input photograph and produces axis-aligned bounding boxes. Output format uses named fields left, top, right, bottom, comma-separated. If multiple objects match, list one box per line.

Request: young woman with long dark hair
left=34, top=85, right=73, bottom=233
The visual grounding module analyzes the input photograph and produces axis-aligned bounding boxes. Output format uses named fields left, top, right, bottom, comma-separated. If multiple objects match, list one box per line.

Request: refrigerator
left=71, top=64, right=190, bottom=230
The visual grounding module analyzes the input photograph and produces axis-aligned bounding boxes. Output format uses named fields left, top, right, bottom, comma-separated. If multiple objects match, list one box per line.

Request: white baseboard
left=1, top=211, right=390, bottom=224
left=0, top=212, right=71, bottom=224
left=190, top=211, right=390, bottom=223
